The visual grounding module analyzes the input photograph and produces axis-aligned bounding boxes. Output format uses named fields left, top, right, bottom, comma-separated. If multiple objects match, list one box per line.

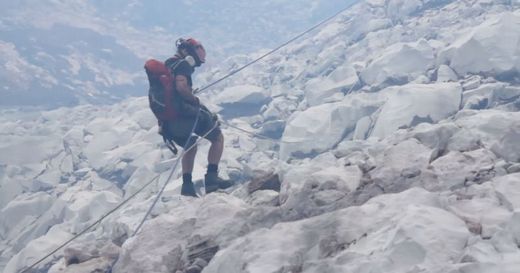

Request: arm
left=175, top=74, right=199, bottom=105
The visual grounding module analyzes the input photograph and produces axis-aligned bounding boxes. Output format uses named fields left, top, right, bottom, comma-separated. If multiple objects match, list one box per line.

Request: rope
left=195, top=3, right=355, bottom=95
left=223, top=121, right=278, bottom=141
left=222, top=120, right=298, bottom=144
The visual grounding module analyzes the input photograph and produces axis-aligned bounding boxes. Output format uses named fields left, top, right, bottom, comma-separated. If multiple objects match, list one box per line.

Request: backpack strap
left=165, top=55, right=186, bottom=76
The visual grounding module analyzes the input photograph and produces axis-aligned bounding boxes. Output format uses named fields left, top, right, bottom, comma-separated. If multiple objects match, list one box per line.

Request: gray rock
left=437, top=64, right=459, bottom=82
left=462, top=75, right=481, bottom=90
left=187, top=237, right=219, bottom=266
left=507, top=163, right=520, bottom=174
left=247, top=172, right=281, bottom=194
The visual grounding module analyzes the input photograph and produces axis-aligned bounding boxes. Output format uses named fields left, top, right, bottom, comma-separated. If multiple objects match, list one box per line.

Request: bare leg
left=205, top=132, right=232, bottom=193
left=182, top=144, right=197, bottom=174
left=208, top=132, right=224, bottom=165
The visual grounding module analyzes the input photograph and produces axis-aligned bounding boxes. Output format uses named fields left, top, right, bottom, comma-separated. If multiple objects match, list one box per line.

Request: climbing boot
left=181, top=182, right=198, bottom=197
left=204, top=172, right=233, bottom=194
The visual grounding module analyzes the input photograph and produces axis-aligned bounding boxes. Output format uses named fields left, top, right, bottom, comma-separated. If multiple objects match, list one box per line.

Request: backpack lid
left=145, top=59, right=169, bottom=78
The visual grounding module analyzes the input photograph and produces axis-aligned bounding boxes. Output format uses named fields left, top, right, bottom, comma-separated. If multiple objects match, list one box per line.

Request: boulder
left=439, top=12, right=520, bottom=77
left=280, top=93, right=381, bottom=159
left=360, top=39, right=435, bottom=87
left=371, top=83, right=462, bottom=139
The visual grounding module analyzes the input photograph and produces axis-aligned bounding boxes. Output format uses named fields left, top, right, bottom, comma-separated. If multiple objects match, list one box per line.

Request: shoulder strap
left=166, top=55, right=186, bottom=74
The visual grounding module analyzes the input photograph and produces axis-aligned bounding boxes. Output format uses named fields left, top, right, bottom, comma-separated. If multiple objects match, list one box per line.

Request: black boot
left=204, top=172, right=233, bottom=194
left=181, top=182, right=198, bottom=197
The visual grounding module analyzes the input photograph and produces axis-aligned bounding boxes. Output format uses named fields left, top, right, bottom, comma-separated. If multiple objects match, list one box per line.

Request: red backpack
left=145, top=59, right=177, bottom=121
left=145, top=59, right=180, bottom=154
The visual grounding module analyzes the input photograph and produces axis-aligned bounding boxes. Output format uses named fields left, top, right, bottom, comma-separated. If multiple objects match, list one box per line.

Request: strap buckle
left=162, top=135, right=178, bottom=155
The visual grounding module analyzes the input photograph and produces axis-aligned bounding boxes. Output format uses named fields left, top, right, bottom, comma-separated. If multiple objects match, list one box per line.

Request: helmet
left=175, top=38, right=206, bottom=67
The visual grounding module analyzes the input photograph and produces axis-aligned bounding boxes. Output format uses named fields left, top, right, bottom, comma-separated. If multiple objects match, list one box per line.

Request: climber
left=161, top=38, right=233, bottom=197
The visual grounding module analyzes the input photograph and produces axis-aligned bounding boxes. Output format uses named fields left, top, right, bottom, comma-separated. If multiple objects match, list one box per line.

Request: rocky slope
left=1, top=0, right=520, bottom=272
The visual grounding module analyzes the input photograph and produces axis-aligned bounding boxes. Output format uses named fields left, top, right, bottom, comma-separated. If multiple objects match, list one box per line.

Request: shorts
left=164, top=110, right=221, bottom=148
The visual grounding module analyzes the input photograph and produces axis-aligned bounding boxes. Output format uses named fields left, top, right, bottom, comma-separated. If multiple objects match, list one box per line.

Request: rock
left=462, top=83, right=508, bottom=108
left=507, top=163, right=520, bottom=174
left=436, top=65, right=458, bottom=82
left=304, top=65, right=358, bottom=106
left=439, top=12, right=520, bottom=77
left=490, top=124, right=520, bottom=162
left=186, top=265, right=201, bottom=273
left=450, top=110, right=520, bottom=161
left=312, top=190, right=346, bottom=206
left=248, top=173, right=281, bottom=194
left=493, top=173, right=520, bottom=210
left=462, top=75, right=482, bottom=90
left=370, top=138, right=433, bottom=193
left=312, top=165, right=363, bottom=192
left=3, top=226, right=72, bottom=273
left=370, top=83, right=462, bottom=139
left=192, top=258, right=208, bottom=268
left=186, top=237, right=219, bottom=272
left=63, top=241, right=120, bottom=265
left=214, top=85, right=271, bottom=118
left=429, top=149, right=497, bottom=190
left=280, top=93, right=381, bottom=159
left=463, top=96, right=489, bottom=110
left=386, top=0, right=422, bottom=21
left=186, top=258, right=208, bottom=273
left=111, top=195, right=249, bottom=273
left=203, top=188, right=469, bottom=273
left=214, top=85, right=269, bottom=105
left=0, top=192, right=55, bottom=239
left=258, top=120, right=285, bottom=139
left=411, top=122, right=459, bottom=161
left=57, top=257, right=114, bottom=273
left=279, top=153, right=367, bottom=219
left=352, top=116, right=373, bottom=140
left=447, top=183, right=512, bottom=239
left=360, top=39, right=435, bottom=87
left=247, top=190, right=280, bottom=207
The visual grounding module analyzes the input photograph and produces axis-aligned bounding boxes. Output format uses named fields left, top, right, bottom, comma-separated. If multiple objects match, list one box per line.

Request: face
left=195, top=45, right=206, bottom=64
